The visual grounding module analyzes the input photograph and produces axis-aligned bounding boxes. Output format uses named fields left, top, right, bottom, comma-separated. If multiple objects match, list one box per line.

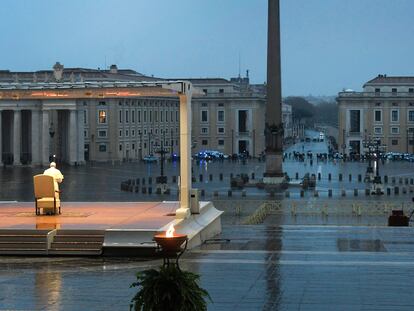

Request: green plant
left=130, top=265, right=211, bottom=311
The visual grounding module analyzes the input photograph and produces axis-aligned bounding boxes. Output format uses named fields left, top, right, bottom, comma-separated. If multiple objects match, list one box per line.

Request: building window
left=132, top=130, right=135, bottom=137
left=218, top=103, right=224, bottom=107
left=409, top=128, right=414, bottom=134
left=203, top=89, right=208, bottom=94
left=98, top=110, right=107, bottom=124
left=218, top=139, right=224, bottom=146
left=132, top=110, right=135, bottom=123
left=119, top=130, right=122, bottom=137
left=144, top=111, right=147, bottom=122
left=392, top=139, right=398, bottom=145
left=349, top=110, right=360, bottom=133
left=391, top=110, right=399, bottom=122
left=392, top=88, right=397, bottom=93
left=125, top=130, right=129, bottom=137
left=201, top=103, right=208, bottom=107
left=176, top=111, right=178, bottom=121
left=165, top=111, right=168, bottom=122
left=84, top=130, right=87, bottom=138
left=202, top=139, right=208, bottom=145
left=408, top=110, right=414, bottom=122
left=201, top=127, right=208, bottom=134
left=217, top=110, right=225, bottom=122
left=409, top=88, right=414, bottom=93
left=375, top=88, right=380, bottom=93
left=155, top=111, right=158, bottom=122
left=201, top=110, right=208, bottom=122
left=150, top=111, right=152, bottom=122
left=125, top=110, right=129, bottom=123
left=132, top=143, right=135, bottom=150
left=374, top=110, right=382, bottom=122
left=218, top=127, right=225, bottom=134
left=219, top=88, right=224, bottom=94
left=98, top=130, right=107, bottom=137
left=99, top=144, right=107, bottom=152
left=84, top=110, right=88, bottom=124
left=138, top=110, right=141, bottom=122
left=119, top=110, right=122, bottom=123
left=374, top=127, right=382, bottom=134
left=410, top=140, right=414, bottom=146
left=375, top=102, right=381, bottom=107
left=391, top=127, right=399, bottom=134
left=171, top=111, right=173, bottom=122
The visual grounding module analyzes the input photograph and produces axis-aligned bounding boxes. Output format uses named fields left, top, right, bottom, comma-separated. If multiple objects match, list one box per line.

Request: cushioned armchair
left=33, top=174, right=61, bottom=215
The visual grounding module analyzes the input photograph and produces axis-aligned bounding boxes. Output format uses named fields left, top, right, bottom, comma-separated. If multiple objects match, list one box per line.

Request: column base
left=175, top=207, right=190, bottom=219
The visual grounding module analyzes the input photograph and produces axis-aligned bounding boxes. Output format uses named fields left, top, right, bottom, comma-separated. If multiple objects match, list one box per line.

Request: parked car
left=143, top=155, right=158, bottom=162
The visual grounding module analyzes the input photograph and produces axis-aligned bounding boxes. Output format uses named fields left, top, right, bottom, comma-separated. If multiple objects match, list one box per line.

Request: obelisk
left=264, top=0, right=285, bottom=185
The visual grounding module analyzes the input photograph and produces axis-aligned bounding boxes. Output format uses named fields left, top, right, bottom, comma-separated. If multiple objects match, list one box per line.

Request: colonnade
left=0, top=108, right=84, bottom=166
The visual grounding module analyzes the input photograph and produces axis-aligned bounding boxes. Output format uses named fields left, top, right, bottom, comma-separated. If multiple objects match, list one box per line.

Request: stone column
left=41, top=110, right=50, bottom=166
left=77, top=109, right=85, bottom=164
left=68, top=110, right=77, bottom=165
left=31, top=110, right=41, bottom=165
left=176, top=87, right=192, bottom=219
left=264, top=0, right=284, bottom=183
left=13, top=110, right=21, bottom=165
left=0, top=110, right=2, bottom=165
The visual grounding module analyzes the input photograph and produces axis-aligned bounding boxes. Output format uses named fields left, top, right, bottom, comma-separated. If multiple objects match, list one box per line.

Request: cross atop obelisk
left=263, top=0, right=285, bottom=186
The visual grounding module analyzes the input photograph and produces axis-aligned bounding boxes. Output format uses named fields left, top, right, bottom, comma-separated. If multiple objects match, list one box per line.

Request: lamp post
left=49, top=122, right=55, bottom=163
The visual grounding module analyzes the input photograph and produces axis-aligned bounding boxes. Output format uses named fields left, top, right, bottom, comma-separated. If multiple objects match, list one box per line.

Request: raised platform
left=0, top=201, right=223, bottom=256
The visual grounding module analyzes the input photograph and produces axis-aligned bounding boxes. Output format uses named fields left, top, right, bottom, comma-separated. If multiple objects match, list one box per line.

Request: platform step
left=0, top=236, right=47, bottom=242
left=51, top=242, right=102, bottom=249
left=0, top=242, right=47, bottom=249
left=56, top=230, right=105, bottom=235
left=0, top=229, right=50, bottom=235
left=0, top=248, right=47, bottom=255
left=54, top=235, right=104, bottom=242
left=48, top=249, right=102, bottom=256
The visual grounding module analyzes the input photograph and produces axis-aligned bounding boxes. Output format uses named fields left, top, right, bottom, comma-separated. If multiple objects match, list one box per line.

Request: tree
left=284, top=96, right=315, bottom=125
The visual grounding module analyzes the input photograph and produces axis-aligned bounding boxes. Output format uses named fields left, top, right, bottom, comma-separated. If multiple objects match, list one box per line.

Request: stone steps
left=0, top=229, right=49, bottom=255
left=48, top=230, right=104, bottom=256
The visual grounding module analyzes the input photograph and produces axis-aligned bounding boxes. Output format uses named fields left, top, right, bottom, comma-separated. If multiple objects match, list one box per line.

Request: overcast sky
left=1, top=0, right=413, bottom=96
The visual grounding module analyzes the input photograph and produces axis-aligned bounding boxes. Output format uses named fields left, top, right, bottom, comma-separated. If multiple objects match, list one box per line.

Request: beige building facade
left=338, top=75, right=414, bottom=156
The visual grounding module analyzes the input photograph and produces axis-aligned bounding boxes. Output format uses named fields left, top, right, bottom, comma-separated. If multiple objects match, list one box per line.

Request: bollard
left=214, top=191, right=218, bottom=197
left=318, top=173, right=321, bottom=180
left=394, top=186, right=399, bottom=195
left=242, top=190, right=246, bottom=197
left=148, top=187, right=152, bottom=194
left=228, top=190, right=232, bottom=197
left=339, top=173, right=343, bottom=181
left=314, top=190, right=319, bottom=197
left=387, top=187, right=391, bottom=196
left=295, top=172, right=299, bottom=180
left=209, top=174, right=213, bottom=181
left=201, top=189, right=205, bottom=197
left=358, top=174, right=362, bottom=182
left=251, top=172, right=255, bottom=180
left=328, top=173, right=332, bottom=181
left=219, top=173, right=223, bottom=181
left=141, top=186, right=147, bottom=194
left=199, top=174, right=203, bottom=182
left=341, top=189, right=346, bottom=197
left=349, top=174, right=352, bottom=182
left=328, top=189, right=332, bottom=197
left=285, top=190, right=290, bottom=198
left=384, top=175, right=388, bottom=184
left=354, top=189, right=358, bottom=196
left=300, top=190, right=304, bottom=197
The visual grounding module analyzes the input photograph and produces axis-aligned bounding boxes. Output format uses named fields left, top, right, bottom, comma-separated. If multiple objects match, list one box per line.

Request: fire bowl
left=154, top=233, right=188, bottom=253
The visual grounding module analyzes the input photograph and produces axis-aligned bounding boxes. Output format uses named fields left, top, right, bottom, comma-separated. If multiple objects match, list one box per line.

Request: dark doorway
left=238, top=140, right=247, bottom=154
left=21, top=110, right=32, bottom=164
left=84, top=144, right=89, bottom=161
left=238, top=110, right=247, bottom=133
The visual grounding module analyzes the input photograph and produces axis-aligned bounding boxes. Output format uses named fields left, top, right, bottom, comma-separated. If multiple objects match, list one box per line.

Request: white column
left=176, top=88, right=192, bottom=219
left=0, top=110, right=2, bottom=165
left=41, top=110, right=50, bottom=166
left=13, top=110, right=21, bottom=165
left=31, top=110, right=41, bottom=165
left=69, top=110, right=77, bottom=165
left=77, top=109, right=85, bottom=164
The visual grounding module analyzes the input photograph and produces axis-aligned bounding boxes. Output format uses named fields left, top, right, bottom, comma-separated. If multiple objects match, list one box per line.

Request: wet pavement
left=1, top=221, right=414, bottom=310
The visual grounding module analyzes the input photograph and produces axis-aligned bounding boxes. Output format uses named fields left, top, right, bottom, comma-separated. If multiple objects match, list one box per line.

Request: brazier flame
left=166, top=224, right=175, bottom=237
